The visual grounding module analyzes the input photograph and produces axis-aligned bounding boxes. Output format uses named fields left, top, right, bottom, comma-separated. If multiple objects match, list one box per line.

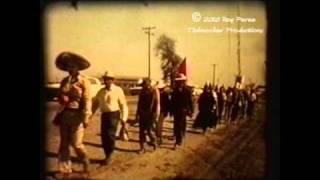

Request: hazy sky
left=44, top=1, right=266, bottom=87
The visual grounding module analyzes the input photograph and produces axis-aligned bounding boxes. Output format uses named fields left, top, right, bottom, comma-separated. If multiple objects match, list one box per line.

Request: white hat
left=102, top=70, right=115, bottom=78
left=151, top=79, right=157, bottom=86
left=175, top=73, right=187, bottom=81
left=138, top=77, right=151, bottom=86
left=137, top=78, right=143, bottom=84
left=235, top=82, right=241, bottom=89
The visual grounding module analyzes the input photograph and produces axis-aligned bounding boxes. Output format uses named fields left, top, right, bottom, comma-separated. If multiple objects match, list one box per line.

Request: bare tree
left=154, top=34, right=182, bottom=86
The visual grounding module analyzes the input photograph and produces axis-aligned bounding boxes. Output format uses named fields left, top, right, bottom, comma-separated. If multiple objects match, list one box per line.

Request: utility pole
left=236, top=3, right=241, bottom=76
left=233, top=2, right=244, bottom=87
left=228, top=5, right=231, bottom=57
left=211, top=64, right=217, bottom=86
left=142, top=26, right=156, bottom=78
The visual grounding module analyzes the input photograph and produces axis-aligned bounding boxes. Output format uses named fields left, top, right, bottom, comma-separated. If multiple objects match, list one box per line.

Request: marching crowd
left=192, top=81, right=258, bottom=134
left=51, top=52, right=258, bottom=175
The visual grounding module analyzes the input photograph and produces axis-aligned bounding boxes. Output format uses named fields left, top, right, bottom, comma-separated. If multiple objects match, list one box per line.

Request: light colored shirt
left=92, top=83, right=128, bottom=122
left=153, top=86, right=161, bottom=119
left=59, top=74, right=92, bottom=121
left=155, top=87, right=160, bottom=119
left=212, top=91, right=218, bottom=100
left=251, top=93, right=257, bottom=101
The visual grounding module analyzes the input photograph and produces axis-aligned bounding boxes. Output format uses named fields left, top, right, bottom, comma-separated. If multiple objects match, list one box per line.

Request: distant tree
left=154, top=34, right=182, bottom=86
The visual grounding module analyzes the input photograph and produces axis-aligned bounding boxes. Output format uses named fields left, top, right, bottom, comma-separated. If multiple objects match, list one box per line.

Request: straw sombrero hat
left=55, top=52, right=90, bottom=71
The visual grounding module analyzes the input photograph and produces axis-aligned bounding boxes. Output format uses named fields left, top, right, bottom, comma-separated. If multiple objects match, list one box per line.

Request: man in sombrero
left=54, top=52, right=92, bottom=174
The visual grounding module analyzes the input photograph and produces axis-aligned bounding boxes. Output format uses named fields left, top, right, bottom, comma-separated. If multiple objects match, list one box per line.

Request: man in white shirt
left=91, top=70, right=128, bottom=165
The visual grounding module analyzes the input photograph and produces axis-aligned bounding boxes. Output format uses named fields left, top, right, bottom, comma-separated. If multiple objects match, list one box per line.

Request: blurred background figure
left=230, top=82, right=242, bottom=125
left=210, top=83, right=219, bottom=131
left=247, top=87, right=258, bottom=120
left=193, top=83, right=216, bottom=134
left=239, top=89, right=248, bottom=121
left=225, top=87, right=233, bottom=125
left=217, top=85, right=227, bottom=124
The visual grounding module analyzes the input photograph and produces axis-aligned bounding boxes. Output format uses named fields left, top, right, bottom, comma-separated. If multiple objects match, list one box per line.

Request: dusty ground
left=45, top=96, right=266, bottom=180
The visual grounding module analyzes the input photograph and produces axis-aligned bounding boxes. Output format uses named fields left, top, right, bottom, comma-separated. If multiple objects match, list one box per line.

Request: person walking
left=91, top=70, right=129, bottom=165
left=217, top=86, right=227, bottom=124
left=224, top=87, right=233, bottom=125
left=193, top=84, right=216, bottom=134
left=247, top=88, right=258, bottom=120
left=230, top=83, right=242, bottom=125
left=54, top=52, right=92, bottom=175
left=171, top=73, right=193, bottom=149
left=136, top=78, right=160, bottom=153
left=156, top=82, right=171, bottom=145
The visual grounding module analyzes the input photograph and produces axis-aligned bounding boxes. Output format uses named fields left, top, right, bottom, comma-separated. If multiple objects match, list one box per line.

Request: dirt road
left=45, top=96, right=265, bottom=180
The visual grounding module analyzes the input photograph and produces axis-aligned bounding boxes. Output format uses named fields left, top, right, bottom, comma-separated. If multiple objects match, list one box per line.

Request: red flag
left=177, top=58, right=187, bottom=77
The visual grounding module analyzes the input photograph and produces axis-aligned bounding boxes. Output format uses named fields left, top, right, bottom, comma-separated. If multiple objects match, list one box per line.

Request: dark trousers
left=231, top=105, right=240, bottom=122
left=101, top=111, right=120, bottom=158
left=247, top=102, right=255, bottom=119
left=139, top=112, right=156, bottom=149
left=224, top=105, right=232, bottom=122
left=240, top=102, right=248, bottom=119
left=173, top=111, right=187, bottom=145
left=218, top=103, right=225, bottom=122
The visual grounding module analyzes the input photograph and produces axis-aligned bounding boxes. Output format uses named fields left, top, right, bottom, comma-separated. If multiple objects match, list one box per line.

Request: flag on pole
left=177, top=57, right=187, bottom=77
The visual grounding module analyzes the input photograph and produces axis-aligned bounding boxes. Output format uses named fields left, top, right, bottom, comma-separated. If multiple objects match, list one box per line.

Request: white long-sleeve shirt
left=92, top=83, right=128, bottom=122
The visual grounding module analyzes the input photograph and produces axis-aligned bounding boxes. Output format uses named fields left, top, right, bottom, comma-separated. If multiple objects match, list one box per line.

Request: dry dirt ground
left=45, top=96, right=266, bottom=180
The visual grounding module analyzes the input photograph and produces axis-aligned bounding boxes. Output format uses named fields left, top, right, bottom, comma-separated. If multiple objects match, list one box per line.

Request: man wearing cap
left=91, top=70, right=128, bottom=165
left=54, top=52, right=92, bottom=174
left=171, top=73, right=193, bottom=149
left=136, top=78, right=160, bottom=153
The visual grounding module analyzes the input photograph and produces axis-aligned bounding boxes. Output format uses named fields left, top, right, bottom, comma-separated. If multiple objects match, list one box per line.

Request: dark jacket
left=198, top=92, right=215, bottom=113
left=137, top=87, right=159, bottom=115
left=159, top=88, right=171, bottom=116
left=193, top=91, right=216, bottom=128
left=171, top=86, right=193, bottom=115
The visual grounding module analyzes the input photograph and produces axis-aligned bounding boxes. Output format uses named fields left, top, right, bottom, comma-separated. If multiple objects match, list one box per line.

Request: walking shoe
left=202, top=130, right=207, bottom=135
left=58, top=161, right=72, bottom=174
left=173, top=143, right=181, bottom=150
left=157, top=138, right=163, bottom=145
left=138, top=148, right=146, bottom=154
left=102, top=156, right=112, bottom=166
left=151, top=143, right=157, bottom=151
left=83, top=158, right=90, bottom=173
